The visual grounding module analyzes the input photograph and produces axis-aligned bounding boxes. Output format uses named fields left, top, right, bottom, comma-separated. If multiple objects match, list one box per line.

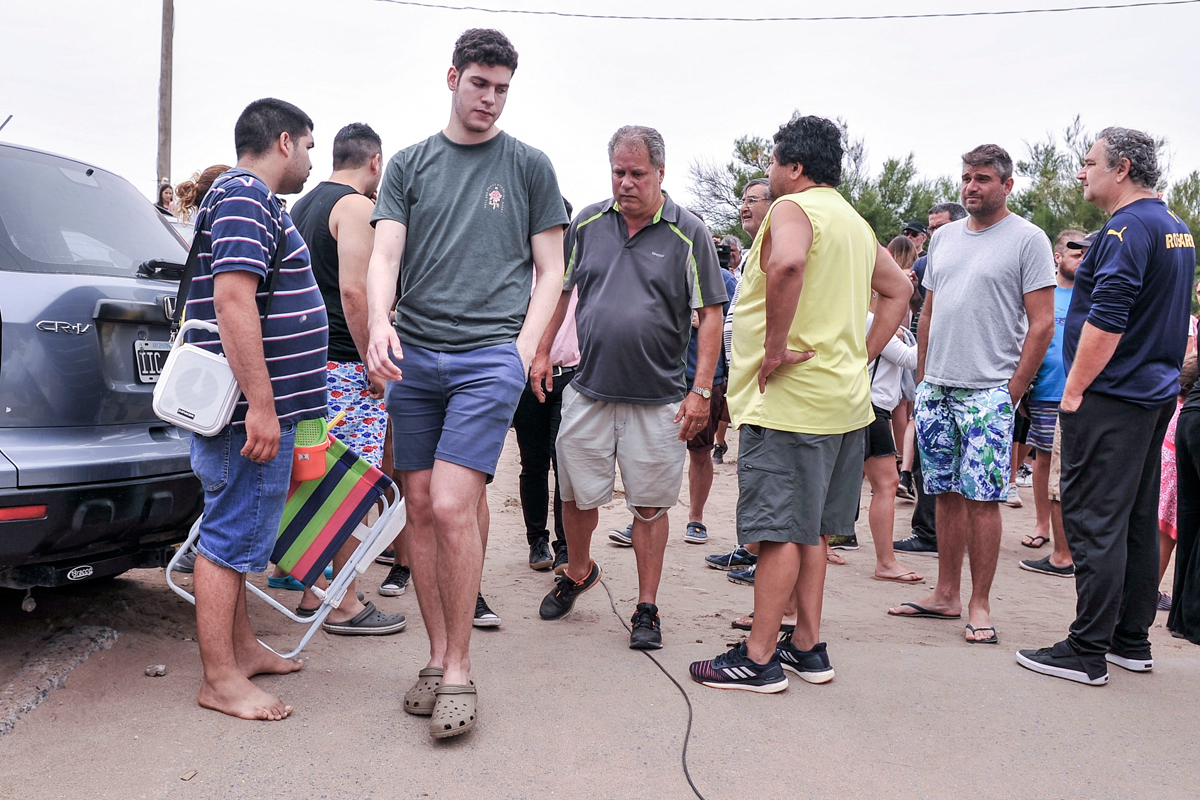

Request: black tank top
left=291, top=181, right=360, bottom=362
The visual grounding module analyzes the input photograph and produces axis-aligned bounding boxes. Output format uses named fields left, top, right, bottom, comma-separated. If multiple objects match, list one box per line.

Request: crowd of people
left=173, top=28, right=1199, bottom=736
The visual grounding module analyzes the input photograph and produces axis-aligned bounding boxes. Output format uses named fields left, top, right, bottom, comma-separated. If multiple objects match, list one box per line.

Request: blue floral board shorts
left=327, top=360, right=386, bottom=468
left=915, top=381, right=1014, bottom=502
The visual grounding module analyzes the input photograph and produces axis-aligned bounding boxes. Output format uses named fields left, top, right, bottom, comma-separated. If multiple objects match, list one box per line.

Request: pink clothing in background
left=531, top=271, right=580, bottom=368
left=1161, top=400, right=1182, bottom=540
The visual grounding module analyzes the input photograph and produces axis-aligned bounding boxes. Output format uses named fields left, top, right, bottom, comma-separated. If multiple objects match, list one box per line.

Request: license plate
left=134, top=340, right=171, bottom=383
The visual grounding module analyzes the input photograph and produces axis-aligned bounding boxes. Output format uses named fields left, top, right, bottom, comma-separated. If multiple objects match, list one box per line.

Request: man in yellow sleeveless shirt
left=690, top=116, right=912, bottom=692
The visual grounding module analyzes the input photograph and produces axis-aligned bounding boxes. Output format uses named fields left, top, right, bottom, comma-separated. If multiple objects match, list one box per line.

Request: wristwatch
left=690, top=386, right=712, bottom=399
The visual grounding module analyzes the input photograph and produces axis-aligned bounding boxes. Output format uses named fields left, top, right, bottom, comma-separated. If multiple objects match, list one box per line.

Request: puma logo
left=1107, top=226, right=1128, bottom=242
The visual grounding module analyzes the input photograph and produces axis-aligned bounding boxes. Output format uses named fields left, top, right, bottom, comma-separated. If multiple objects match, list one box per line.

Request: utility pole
left=157, top=0, right=174, bottom=191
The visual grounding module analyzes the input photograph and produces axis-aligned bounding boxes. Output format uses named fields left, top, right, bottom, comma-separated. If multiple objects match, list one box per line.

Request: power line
left=368, top=0, right=1200, bottom=22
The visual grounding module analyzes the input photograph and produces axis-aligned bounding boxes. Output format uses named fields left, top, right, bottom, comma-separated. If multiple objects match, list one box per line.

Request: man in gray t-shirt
left=889, top=144, right=1055, bottom=644
left=364, top=29, right=566, bottom=740
left=530, top=126, right=727, bottom=651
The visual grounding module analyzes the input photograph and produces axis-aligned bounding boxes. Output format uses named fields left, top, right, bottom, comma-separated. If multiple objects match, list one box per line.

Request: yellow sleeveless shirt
left=727, top=186, right=877, bottom=434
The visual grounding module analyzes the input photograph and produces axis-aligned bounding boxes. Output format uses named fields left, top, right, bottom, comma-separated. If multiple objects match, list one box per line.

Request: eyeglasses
left=741, top=196, right=770, bottom=206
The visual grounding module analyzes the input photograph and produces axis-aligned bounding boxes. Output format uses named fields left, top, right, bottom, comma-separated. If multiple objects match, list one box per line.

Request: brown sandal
left=430, top=683, right=477, bottom=739
left=403, top=667, right=442, bottom=716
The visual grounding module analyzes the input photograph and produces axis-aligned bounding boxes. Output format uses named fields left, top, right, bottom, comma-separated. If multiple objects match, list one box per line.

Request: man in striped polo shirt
left=186, top=98, right=328, bottom=721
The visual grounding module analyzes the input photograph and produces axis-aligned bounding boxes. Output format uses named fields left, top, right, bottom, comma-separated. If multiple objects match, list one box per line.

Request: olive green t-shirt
left=371, top=131, right=567, bottom=351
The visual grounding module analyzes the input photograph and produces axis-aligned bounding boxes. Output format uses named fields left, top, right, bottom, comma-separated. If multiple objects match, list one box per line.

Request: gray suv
left=0, top=142, right=202, bottom=592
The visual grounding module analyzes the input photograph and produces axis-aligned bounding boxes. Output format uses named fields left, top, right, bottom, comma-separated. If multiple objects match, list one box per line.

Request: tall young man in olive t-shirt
left=365, top=30, right=567, bottom=739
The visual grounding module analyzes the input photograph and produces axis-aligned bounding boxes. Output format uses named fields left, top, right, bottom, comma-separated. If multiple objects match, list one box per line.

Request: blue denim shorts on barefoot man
left=192, top=423, right=297, bottom=574
left=915, top=382, right=1014, bottom=501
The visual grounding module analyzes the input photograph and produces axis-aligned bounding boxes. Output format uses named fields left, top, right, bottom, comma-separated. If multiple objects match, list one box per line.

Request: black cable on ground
left=601, top=578, right=707, bottom=800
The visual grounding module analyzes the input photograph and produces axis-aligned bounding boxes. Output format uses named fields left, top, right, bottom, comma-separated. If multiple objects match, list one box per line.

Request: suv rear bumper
left=0, top=471, right=202, bottom=572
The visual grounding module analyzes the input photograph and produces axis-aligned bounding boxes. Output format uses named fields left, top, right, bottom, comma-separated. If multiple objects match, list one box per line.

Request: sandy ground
left=1, top=428, right=1197, bottom=800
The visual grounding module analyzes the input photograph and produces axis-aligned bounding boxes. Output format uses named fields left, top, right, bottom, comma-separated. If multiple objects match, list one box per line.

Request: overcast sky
left=5, top=0, right=1200, bottom=218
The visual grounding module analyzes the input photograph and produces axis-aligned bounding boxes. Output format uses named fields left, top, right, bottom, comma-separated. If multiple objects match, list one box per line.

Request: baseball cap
left=1066, top=231, right=1099, bottom=250
left=902, top=221, right=929, bottom=236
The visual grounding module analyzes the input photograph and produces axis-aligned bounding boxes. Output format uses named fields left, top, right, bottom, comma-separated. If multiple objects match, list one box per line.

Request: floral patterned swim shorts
left=914, top=381, right=1014, bottom=502
left=326, top=360, right=386, bottom=468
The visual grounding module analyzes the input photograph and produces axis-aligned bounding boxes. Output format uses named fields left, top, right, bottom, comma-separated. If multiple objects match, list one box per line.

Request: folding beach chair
left=167, top=434, right=405, bottom=658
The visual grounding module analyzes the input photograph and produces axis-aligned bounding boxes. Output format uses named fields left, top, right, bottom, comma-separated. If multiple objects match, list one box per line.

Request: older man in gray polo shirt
left=531, top=125, right=728, bottom=650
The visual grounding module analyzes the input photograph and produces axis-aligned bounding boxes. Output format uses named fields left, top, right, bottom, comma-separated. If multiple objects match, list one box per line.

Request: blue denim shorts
left=191, top=423, right=296, bottom=573
left=386, top=341, right=526, bottom=477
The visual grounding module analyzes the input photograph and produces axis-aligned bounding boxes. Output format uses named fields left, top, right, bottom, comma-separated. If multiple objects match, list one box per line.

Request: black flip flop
left=887, top=602, right=961, bottom=620
left=965, top=624, right=999, bottom=644
left=1022, top=535, right=1050, bottom=549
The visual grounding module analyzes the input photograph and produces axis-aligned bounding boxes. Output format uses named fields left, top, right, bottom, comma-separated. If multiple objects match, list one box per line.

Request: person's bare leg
left=561, top=500, right=598, bottom=581
left=402, top=468, right=446, bottom=670
left=320, top=538, right=368, bottom=623
left=733, top=540, right=781, bottom=629
left=888, top=492, right=966, bottom=616
left=631, top=508, right=670, bottom=604
left=1049, top=500, right=1073, bottom=567
left=901, top=419, right=916, bottom=472
left=891, top=402, right=909, bottom=465
left=195, top=556, right=291, bottom=720
left=688, top=451, right=713, bottom=524
left=963, top=499, right=1002, bottom=640
left=715, top=420, right=729, bottom=449
left=745, top=541, right=801, bottom=664
left=790, top=542, right=829, bottom=651
left=1023, top=453, right=1052, bottom=547
left=232, top=579, right=304, bottom=678
left=826, top=540, right=846, bottom=565
left=427, top=460, right=488, bottom=687
left=1159, top=526, right=1176, bottom=586
left=864, top=456, right=920, bottom=580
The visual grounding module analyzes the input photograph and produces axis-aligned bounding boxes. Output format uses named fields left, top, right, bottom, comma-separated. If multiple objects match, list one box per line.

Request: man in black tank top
left=290, top=123, right=406, bottom=636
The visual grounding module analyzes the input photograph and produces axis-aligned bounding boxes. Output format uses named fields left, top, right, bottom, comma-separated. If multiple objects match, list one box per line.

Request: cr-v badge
left=36, top=321, right=93, bottom=335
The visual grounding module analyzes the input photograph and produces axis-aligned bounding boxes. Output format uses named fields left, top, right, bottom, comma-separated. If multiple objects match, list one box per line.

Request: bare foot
left=826, top=550, right=846, bottom=566
left=874, top=567, right=925, bottom=582
left=236, top=640, right=304, bottom=678
left=733, top=614, right=798, bottom=629
left=198, top=675, right=292, bottom=720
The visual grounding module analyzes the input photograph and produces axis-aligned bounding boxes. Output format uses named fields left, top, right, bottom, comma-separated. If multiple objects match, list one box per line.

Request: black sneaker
left=552, top=544, right=569, bottom=576
left=1019, top=555, right=1074, bottom=578
left=827, top=534, right=859, bottom=551
left=473, top=593, right=501, bottom=628
left=539, top=560, right=602, bottom=620
left=894, top=533, right=938, bottom=557
left=684, top=521, right=708, bottom=545
left=608, top=523, right=633, bottom=547
left=1106, top=648, right=1153, bottom=672
left=379, top=564, right=410, bottom=597
left=705, top=545, right=757, bottom=571
left=375, top=548, right=396, bottom=566
left=1016, top=644, right=1109, bottom=685
left=896, top=471, right=915, bottom=501
left=776, top=631, right=835, bottom=684
left=712, top=443, right=728, bottom=465
left=529, top=539, right=554, bottom=571
left=728, top=564, right=755, bottom=585
left=629, top=602, right=663, bottom=650
left=689, top=641, right=788, bottom=693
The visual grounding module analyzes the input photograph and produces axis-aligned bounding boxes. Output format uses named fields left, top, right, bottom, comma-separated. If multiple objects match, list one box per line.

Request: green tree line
left=688, top=116, right=1200, bottom=303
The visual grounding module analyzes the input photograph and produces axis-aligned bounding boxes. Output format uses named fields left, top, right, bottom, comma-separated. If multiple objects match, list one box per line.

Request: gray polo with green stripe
left=563, top=192, right=727, bottom=405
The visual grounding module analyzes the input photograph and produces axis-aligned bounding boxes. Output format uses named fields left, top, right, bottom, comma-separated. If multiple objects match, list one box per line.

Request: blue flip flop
left=268, top=565, right=333, bottom=592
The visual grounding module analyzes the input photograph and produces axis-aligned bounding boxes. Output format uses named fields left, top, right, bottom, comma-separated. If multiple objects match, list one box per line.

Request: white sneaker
left=1003, top=483, right=1023, bottom=508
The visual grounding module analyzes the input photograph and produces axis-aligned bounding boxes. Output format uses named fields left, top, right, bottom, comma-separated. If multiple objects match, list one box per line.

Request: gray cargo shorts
left=736, top=424, right=865, bottom=546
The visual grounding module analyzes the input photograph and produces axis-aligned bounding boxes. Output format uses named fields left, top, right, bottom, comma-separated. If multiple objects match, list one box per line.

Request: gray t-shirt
left=371, top=131, right=568, bottom=351
left=922, top=213, right=1056, bottom=388
left=564, top=193, right=728, bottom=405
